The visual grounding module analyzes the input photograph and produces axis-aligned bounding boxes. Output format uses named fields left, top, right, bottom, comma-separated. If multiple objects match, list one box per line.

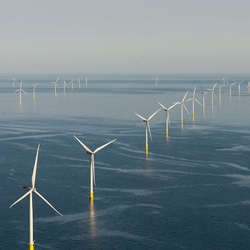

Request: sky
left=0, top=0, right=250, bottom=74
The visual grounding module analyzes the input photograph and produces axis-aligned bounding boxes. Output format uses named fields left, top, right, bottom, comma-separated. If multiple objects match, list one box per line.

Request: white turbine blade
left=213, top=83, right=217, bottom=90
left=94, top=139, right=116, bottom=154
left=193, top=87, right=196, bottom=96
left=158, top=102, right=167, bottom=110
left=148, top=108, right=161, bottom=121
left=182, top=91, right=188, bottom=102
left=32, top=144, right=40, bottom=188
left=186, top=97, right=193, bottom=102
left=74, top=136, right=93, bottom=154
left=195, top=98, right=202, bottom=106
left=147, top=123, right=153, bottom=141
left=168, top=102, right=179, bottom=110
left=135, top=113, right=147, bottom=121
left=183, top=104, right=189, bottom=114
left=9, top=190, right=32, bottom=208
left=34, top=190, right=63, bottom=216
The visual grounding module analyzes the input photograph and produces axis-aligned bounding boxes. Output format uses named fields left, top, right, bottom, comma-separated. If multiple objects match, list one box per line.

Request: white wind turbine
left=186, top=87, right=202, bottom=121
left=63, top=80, right=68, bottom=95
left=32, top=84, right=38, bottom=102
left=176, top=92, right=189, bottom=127
left=71, top=80, right=74, bottom=89
left=16, top=81, right=25, bottom=105
left=248, top=81, right=250, bottom=93
left=200, top=91, right=208, bottom=114
left=237, top=81, right=243, bottom=96
left=218, top=84, right=224, bottom=103
left=207, top=83, right=217, bottom=112
left=154, top=76, right=159, bottom=88
left=135, top=108, right=160, bottom=153
left=74, top=137, right=116, bottom=200
left=158, top=102, right=178, bottom=137
left=78, top=78, right=81, bottom=88
left=85, top=76, right=88, bottom=88
left=9, top=145, right=62, bottom=250
left=229, top=81, right=237, bottom=97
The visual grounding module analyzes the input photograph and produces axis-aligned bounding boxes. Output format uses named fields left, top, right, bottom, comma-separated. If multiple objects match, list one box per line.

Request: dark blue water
left=1, top=75, right=250, bottom=249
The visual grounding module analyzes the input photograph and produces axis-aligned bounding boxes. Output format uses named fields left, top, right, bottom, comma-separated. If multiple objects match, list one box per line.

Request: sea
left=0, top=73, right=250, bottom=250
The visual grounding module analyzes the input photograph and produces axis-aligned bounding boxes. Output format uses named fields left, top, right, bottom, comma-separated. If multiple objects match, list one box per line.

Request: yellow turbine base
left=180, top=120, right=183, bottom=125
left=145, top=145, right=148, bottom=153
left=29, top=243, right=34, bottom=250
left=89, top=192, right=94, bottom=200
left=165, top=130, right=168, bottom=136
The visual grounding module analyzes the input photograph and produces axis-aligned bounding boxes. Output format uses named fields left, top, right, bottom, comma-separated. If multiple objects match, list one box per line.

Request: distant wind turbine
left=207, top=83, right=217, bottom=112
left=135, top=109, right=160, bottom=153
left=16, top=81, right=25, bottom=105
left=154, top=77, right=159, bottom=88
left=85, top=76, right=88, bottom=88
left=74, top=136, right=116, bottom=200
left=200, top=91, right=208, bottom=114
left=229, top=82, right=237, bottom=97
left=9, top=145, right=62, bottom=250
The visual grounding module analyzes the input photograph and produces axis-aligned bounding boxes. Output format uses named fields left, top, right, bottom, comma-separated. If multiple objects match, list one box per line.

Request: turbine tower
left=74, top=137, right=116, bottom=200
left=9, top=145, right=62, bottom=250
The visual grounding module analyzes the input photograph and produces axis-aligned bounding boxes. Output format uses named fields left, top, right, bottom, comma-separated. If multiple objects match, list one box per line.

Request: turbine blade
left=9, top=190, right=32, bottom=208
left=34, top=190, right=63, bottom=216
left=195, top=98, right=202, bottom=106
left=183, top=104, right=189, bottom=113
left=74, top=136, right=93, bottom=154
left=158, top=102, right=167, bottom=110
left=182, top=91, right=188, bottom=102
left=94, top=139, right=116, bottom=154
left=135, top=113, right=147, bottom=121
left=147, top=123, right=153, bottom=141
left=168, top=102, right=179, bottom=110
left=32, top=144, right=40, bottom=188
left=186, top=97, right=193, bottom=102
left=148, top=108, right=161, bottom=121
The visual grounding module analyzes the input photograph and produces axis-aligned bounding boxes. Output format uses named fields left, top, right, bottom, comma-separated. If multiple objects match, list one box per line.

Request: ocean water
left=1, top=74, right=250, bottom=250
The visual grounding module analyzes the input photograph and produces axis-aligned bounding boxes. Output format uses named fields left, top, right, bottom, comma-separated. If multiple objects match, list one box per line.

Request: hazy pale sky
left=1, top=0, right=250, bottom=73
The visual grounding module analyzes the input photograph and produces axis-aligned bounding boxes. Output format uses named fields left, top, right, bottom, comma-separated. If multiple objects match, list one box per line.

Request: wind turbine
left=177, top=92, right=189, bottom=127
left=186, top=87, right=202, bottom=121
left=218, top=84, right=223, bottom=103
left=248, top=81, right=250, bottom=93
left=63, top=80, right=68, bottom=95
left=74, top=136, right=116, bottom=200
left=32, top=84, right=38, bottom=102
left=200, top=91, right=208, bottom=114
left=85, top=76, right=88, bottom=88
left=158, top=102, right=178, bottom=137
left=16, top=81, right=25, bottom=105
left=9, top=145, right=62, bottom=250
left=229, top=81, right=237, bottom=97
left=135, top=108, right=160, bottom=153
left=207, top=83, right=217, bottom=112
left=78, top=78, right=81, bottom=88
left=71, top=80, right=74, bottom=89
left=154, top=76, right=159, bottom=88
left=237, top=81, right=243, bottom=96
